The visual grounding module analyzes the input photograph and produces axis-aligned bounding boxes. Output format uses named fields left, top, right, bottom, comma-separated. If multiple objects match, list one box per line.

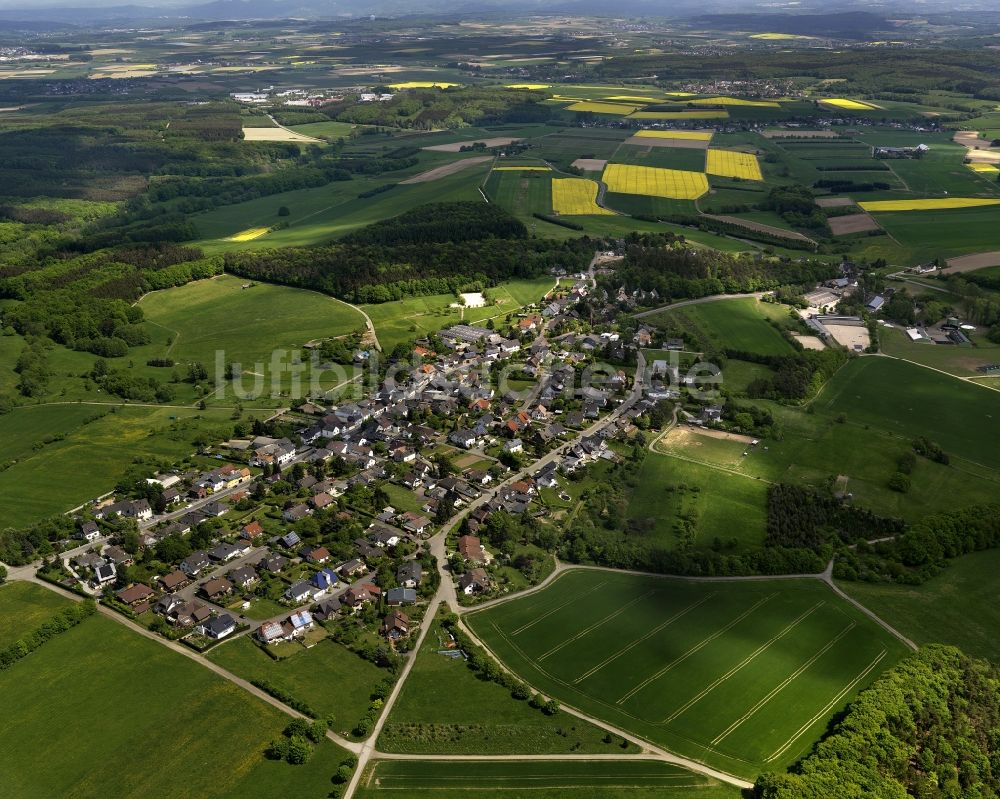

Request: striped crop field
left=859, top=198, right=1000, bottom=212
left=551, top=178, right=614, bottom=215
left=705, top=149, right=764, bottom=181
left=602, top=163, right=709, bottom=199
left=633, top=130, right=714, bottom=141
left=468, top=569, right=909, bottom=779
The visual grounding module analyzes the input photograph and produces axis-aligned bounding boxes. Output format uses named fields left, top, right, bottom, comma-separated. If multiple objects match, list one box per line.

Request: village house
left=159, top=569, right=189, bottom=592
left=198, top=614, right=237, bottom=640
left=381, top=609, right=411, bottom=641
left=457, top=535, right=487, bottom=564
left=397, top=561, right=422, bottom=588
left=459, top=568, right=491, bottom=595
left=201, top=577, right=234, bottom=602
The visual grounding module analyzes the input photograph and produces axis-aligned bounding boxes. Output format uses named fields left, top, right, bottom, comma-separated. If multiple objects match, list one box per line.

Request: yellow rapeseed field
left=629, top=110, right=729, bottom=120
left=859, top=198, right=1000, bottom=212
left=706, top=149, right=764, bottom=181
left=493, top=166, right=551, bottom=171
left=967, top=163, right=1000, bottom=174
left=690, top=96, right=781, bottom=108
left=224, top=227, right=270, bottom=242
left=604, top=95, right=665, bottom=103
left=505, top=84, right=551, bottom=89
left=551, top=178, right=614, bottom=215
left=634, top=130, right=713, bottom=141
left=602, top=163, right=709, bottom=199
left=388, top=81, right=459, bottom=89
left=566, top=101, right=640, bottom=114
left=818, top=98, right=879, bottom=111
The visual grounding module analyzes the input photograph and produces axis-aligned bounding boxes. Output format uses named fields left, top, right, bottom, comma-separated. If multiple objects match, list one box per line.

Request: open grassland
left=194, top=157, right=488, bottom=252
left=839, top=549, right=1000, bottom=663
left=207, top=635, right=385, bottom=740
left=613, top=144, right=707, bottom=172
left=628, top=451, right=768, bottom=551
left=551, top=178, right=614, bottom=215
left=137, top=274, right=364, bottom=385
left=646, top=297, right=797, bottom=357
left=468, top=569, right=907, bottom=779
left=0, top=581, right=70, bottom=647
left=362, top=277, right=554, bottom=351
left=379, top=620, right=633, bottom=755
left=602, top=163, right=709, bottom=200
left=0, top=405, right=236, bottom=527
left=815, top=357, right=1000, bottom=470
left=706, top=149, right=764, bottom=181
left=860, top=198, right=1000, bottom=212
left=356, top=759, right=741, bottom=799
left=485, top=170, right=551, bottom=218
left=286, top=120, right=357, bottom=140
left=0, top=613, right=350, bottom=799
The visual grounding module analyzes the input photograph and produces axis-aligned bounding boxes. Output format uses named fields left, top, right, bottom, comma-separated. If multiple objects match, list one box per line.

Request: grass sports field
left=356, top=759, right=741, bottom=799
left=0, top=581, right=70, bottom=646
left=602, top=164, right=709, bottom=199
left=379, top=620, right=635, bottom=754
left=0, top=611, right=350, bottom=798
left=839, top=549, right=1000, bottom=663
left=468, top=570, right=907, bottom=778
left=551, top=178, right=614, bottom=215
left=207, top=636, right=386, bottom=740
left=706, top=149, right=763, bottom=181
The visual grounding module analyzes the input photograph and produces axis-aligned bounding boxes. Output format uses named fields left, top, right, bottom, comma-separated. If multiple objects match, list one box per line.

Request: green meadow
left=0, top=612, right=351, bottom=799
left=0, top=404, right=236, bottom=526
left=839, top=549, right=1000, bottom=663
left=0, top=581, right=71, bottom=646
left=207, top=636, right=386, bottom=741
left=379, top=620, right=632, bottom=755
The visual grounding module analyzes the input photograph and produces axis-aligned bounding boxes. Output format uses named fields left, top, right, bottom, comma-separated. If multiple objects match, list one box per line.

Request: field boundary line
left=510, top=580, right=607, bottom=636
left=538, top=590, right=656, bottom=661
left=616, top=593, right=777, bottom=706
left=572, top=593, right=716, bottom=685
left=664, top=600, right=825, bottom=722
left=710, top=621, right=856, bottom=746
left=764, top=649, right=887, bottom=764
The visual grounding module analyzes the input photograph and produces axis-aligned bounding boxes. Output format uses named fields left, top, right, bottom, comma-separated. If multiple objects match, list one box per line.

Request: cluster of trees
left=759, top=185, right=829, bottom=231
left=224, top=203, right=593, bottom=304
left=264, top=717, right=329, bottom=765
left=766, top=484, right=905, bottom=549
left=836, top=503, right=1000, bottom=584
left=739, top=347, right=851, bottom=402
left=608, top=233, right=838, bottom=301
left=755, top=645, right=1000, bottom=799
left=335, top=87, right=551, bottom=130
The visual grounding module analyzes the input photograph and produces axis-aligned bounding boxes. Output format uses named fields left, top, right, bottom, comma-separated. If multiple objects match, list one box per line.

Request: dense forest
left=766, top=484, right=905, bottom=549
left=224, top=202, right=594, bottom=303
left=607, top=233, right=839, bottom=300
left=332, top=86, right=552, bottom=129
left=755, top=645, right=1000, bottom=799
